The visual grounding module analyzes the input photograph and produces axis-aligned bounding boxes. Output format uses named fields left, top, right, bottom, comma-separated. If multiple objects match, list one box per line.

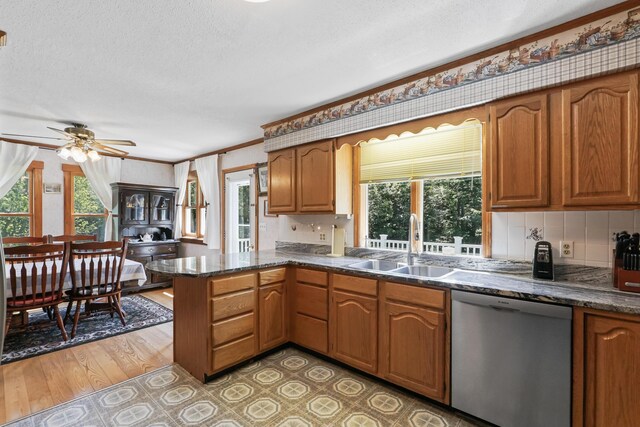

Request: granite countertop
left=145, top=250, right=640, bottom=315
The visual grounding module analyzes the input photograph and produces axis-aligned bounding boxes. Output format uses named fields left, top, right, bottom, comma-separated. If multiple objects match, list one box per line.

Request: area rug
left=3, top=348, right=479, bottom=427
left=1, top=295, right=173, bottom=364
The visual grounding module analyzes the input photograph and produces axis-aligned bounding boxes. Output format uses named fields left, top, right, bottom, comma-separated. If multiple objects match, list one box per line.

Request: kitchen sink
left=390, top=265, right=453, bottom=278
left=348, top=259, right=399, bottom=271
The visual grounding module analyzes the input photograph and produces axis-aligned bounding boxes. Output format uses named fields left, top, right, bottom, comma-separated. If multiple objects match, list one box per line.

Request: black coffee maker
left=533, top=241, right=554, bottom=280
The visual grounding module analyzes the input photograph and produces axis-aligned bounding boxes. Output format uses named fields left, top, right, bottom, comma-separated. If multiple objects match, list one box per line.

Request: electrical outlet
left=319, top=233, right=326, bottom=241
left=560, top=240, right=573, bottom=258
left=259, top=222, right=267, bottom=232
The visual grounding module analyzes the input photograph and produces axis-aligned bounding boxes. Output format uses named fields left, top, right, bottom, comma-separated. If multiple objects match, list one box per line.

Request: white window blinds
left=359, top=121, right=482, bottom=183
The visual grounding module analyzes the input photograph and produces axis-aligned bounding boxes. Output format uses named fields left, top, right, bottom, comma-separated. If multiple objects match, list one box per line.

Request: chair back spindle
left=68, top=241, right=127, bottom=297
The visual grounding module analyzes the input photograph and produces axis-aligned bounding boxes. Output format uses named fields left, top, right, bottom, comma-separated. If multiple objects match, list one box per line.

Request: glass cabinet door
left=122, top=191, right=148, bottom=225
left=150, top=192, right=173, bottom=225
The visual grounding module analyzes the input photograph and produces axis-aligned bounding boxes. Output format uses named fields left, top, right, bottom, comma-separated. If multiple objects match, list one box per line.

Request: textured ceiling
left=0, top=0, right=622, bottom=161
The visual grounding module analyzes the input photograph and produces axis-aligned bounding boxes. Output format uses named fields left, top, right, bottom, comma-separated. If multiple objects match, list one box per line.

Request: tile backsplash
left=492, top=210, right=640, bottom=267
left=277, top=214, right=354, bottom=247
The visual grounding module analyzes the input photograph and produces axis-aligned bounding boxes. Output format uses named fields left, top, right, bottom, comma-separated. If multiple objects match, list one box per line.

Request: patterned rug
left=2, top=295, right=173, bottom=364
left=4, top=348, right=484, bottom=427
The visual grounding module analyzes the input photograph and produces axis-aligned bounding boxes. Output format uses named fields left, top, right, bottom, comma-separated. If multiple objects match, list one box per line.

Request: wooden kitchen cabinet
left=379, top=282, right=449, bottom=403
left=267, top=148, right=296, bottom=213
left=258, top=269, right=288, bottom=351
left=489, top=93, right=550, bottom=208
left=573, top=308, right=640, bottom=427
left=291, top=268, right=329, bottom=354
left=267, top=139, right=352, bottom=214
left=330, top=274, right=378, bottom=374
left=561, top=71, right=639, bottom=206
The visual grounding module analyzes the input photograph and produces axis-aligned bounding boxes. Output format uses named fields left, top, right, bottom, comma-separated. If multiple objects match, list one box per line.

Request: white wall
left=492, top=210, right=640, bottom=267
left=180, top=143, right=280, bottom=257
left=35, top=148, right=174, bottom=236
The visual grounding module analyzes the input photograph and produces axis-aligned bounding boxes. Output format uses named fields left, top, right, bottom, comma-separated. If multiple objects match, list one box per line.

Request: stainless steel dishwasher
left=451, top=290, right=572, bottom=427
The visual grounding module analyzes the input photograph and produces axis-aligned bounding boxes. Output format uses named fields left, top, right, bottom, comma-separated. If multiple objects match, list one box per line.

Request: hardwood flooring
left=0, top=288, right=174, bottom=425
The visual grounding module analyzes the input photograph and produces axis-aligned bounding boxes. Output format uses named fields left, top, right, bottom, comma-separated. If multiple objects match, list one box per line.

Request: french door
left=225, top=170, right=256, bottom=253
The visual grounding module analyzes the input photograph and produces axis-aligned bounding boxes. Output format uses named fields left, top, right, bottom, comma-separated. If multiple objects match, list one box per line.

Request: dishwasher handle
left=452, top=290, right=572, bottom=320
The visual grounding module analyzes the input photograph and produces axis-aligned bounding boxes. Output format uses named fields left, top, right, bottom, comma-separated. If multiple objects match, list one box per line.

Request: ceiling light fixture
left=57, top=142, right=101, bottom=163
left=0, top=30, right=6, bottom=47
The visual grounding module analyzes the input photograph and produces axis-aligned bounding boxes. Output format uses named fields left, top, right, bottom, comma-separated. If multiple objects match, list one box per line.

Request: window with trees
left=359, top=121, right=483, bottom=256
left=0, top=161, right=43, bottom=238
left=183, top=172, right=206, bottom=238
left=63, top=164, right=107, bottom=239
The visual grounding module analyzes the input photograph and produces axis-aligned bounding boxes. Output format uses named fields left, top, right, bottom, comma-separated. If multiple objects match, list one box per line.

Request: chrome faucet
left=407, top=213, right=420, bottom=265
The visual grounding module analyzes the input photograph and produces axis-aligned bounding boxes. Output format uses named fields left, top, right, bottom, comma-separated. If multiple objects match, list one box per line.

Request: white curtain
left=0, top=141, right=38, bottom=199
left=80, top=156, right=122, bottom=241
left=173, top=161, right=190, bottom=239
left=195, top=154, right=220, bottom=249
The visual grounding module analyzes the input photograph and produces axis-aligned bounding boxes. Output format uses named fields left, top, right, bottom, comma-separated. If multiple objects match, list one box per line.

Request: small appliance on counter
left=613, top=231, right=640, bottom=293
left=327, top=225, right=345, bottom=257
left=532, top=241, right=554, bottom=280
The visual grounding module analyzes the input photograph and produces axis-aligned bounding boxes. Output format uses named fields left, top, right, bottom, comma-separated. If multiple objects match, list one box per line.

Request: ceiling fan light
left=70, top=146, right=87, bottom=163
left=57, top=147, right=72, bottom=160
left=87, top=149, right=101, bottom=162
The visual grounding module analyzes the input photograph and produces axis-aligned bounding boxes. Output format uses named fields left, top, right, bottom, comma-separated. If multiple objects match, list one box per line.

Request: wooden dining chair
left=51, top=234, right=97, bottom=243
left=4, top=243, right=70, bottom=341
left=3, top=235, right=51, bottom=246
left=65, top=240, right=128, bottom=338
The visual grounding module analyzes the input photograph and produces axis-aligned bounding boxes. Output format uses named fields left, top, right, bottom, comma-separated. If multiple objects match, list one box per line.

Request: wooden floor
left=0, top=288, right=174, bottom=425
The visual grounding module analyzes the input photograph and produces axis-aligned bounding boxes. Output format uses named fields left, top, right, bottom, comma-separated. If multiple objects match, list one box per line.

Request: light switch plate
left=560, top=240, right=573, bottom=258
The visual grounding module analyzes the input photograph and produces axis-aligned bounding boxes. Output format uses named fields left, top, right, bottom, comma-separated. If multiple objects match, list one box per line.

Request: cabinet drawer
left=212, top=312, right=254, bottom=346
left=293, top=313, right=327, bottom=354
left=127, top=243, right=177, bottom=258
left=210, top=273, right=256, bottom=296
left=259, top=268, right=287, bottom=286
left=296, top=268, right=328, bottom=286
left=333, top=274, right=377, bottom=296
left=212, top=289, right=255, bottom=321
left=295, top=283, right=327, bottom=320
left=383, top=282, right=445, bottom=310
left=212, top=335, right=255, bottom=371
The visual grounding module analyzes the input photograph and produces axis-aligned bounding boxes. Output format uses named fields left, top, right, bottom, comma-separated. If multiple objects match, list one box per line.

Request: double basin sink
left=348, top=259, right=454, bottom=278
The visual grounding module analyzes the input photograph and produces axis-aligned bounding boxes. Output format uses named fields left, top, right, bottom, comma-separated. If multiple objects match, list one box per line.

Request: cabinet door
left=490, top=93, right=549, bottom=208
left=297, top=140, right=335, bottom=212
left=150, top=192, right=174, bottom=225
left=380, top=300, right=446, bottom=401
left=268, top=149, right=296, bottom=213
left=121, top=191, right=149, bottom=225
left=562, top=72, right=639, bottom=206
left=259, top=282, right=287, bottom=351
left=576, top=310, right=640, bottom=427
left=330, top=290, right=377, bottom=373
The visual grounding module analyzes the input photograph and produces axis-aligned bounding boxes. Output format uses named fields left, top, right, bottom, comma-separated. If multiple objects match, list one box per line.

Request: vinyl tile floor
left=5, top=347, right=485, bottom=427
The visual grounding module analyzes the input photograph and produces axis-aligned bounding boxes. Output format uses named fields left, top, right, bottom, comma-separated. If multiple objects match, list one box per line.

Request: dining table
left=4, top=257, right=147, bottom=297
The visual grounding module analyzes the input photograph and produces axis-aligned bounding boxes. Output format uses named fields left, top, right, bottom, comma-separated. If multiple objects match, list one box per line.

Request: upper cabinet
left=268, top=139, right=352, bottom=215
left=297, top=140, right=335, bottom=212
left=489, top=93, right=549, bottom=208
left=561, top=72, right=639, bottom=206
left=267, top=149, right=296, bottom=213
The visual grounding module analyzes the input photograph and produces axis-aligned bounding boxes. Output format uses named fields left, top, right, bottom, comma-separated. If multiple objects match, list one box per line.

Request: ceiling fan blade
left=93, top=143, right=129, bottom=156
left=47, top=127, right=76, bottom=139
left=93, top=139, right=136, bottom=146
left=1, top=132, right=68, bottom=141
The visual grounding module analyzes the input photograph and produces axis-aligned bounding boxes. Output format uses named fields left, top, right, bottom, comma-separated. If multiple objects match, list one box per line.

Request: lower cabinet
left=330, top=290, right=378, bottom=373
left=124, top=241, right=179, bottom=293
left=379, top=282, right=449, bottom=403
left=291, top=268, right=329, bottom=354
left=259, top=282, right=287, bottom=351
left=573, top=308, right=640, bottom=427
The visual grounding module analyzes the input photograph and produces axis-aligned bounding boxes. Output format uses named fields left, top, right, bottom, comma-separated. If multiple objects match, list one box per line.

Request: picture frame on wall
left=257, top=164, right=268, bottom=196
left=43, top=183, right=62, bottom=194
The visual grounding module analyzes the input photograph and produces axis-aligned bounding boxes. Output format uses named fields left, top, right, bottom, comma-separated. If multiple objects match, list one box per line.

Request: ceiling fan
left=2, top=123, right=136, bottom=162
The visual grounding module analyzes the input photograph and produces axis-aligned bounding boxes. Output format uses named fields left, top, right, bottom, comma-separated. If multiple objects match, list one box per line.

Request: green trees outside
left=73, top=176, right=105, bottom=237
left=367, top=182, right=411, bottom=240
left=0, top=173, right=30, bottom=237
left=238, top=183, right=250, bottom=239
left=366, top=177, right=482, bottom=245
left=423, top=177, right=482, bottom=244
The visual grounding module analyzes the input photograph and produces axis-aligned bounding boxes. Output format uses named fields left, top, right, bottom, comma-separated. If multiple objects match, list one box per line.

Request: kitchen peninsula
left=147, top=249, right=640, bottom=423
